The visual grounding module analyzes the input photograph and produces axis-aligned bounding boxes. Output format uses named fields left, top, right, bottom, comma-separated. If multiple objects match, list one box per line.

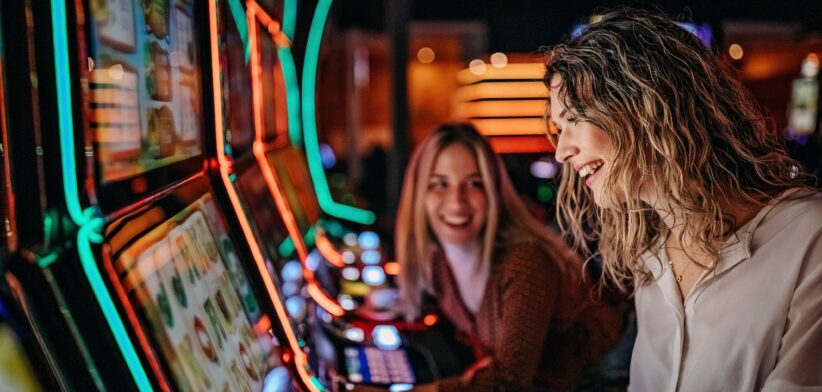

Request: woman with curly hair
left=545, top=8, right=822, bottom=391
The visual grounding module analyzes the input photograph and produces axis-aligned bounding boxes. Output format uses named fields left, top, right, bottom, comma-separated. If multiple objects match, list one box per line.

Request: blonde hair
left=544, top=8, right=811, bottom=291
left=395, top=123, right=572, bottom=320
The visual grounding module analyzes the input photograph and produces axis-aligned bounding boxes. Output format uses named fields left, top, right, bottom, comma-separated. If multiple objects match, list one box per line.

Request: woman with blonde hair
left=545, top=8, right=822, bottom=391
left=394, top=123, right=620, bottom=391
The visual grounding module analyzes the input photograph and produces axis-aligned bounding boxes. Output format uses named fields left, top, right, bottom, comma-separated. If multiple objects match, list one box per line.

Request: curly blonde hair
left=544, top=8, right=811, bottom=291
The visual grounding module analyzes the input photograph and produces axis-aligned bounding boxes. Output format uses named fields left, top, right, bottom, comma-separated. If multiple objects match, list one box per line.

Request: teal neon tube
left=50, top=0, right=87, bottom=226
left=279, top=47, right=303, bottom=147
left=283, top=0, right=297, bottom=40
left=78, top=219, right=153, bottom=391
left=302, top=0, right=375, bottom=225
left=228, top=0, right=251, bottom=64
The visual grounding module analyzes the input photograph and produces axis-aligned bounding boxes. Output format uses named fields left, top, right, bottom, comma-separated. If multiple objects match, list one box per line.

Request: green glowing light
left=50, top=0, right=87, bottom=226
left=78, top=219, right=152, bottom=391
left=283, top=0, right=297, bottom=40
left=227, top=0, right=251, bottom=64
left=278, top=236, right=296, bottom=258
left=302, top=0, right=375, bottom=225
left=279, top=47, right=303, bottom=147
left=537, top=183, right=554, bottom=203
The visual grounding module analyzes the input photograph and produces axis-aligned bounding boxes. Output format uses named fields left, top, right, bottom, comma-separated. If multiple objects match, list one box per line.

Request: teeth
left=578, top=161, right=603, bottom=178
left=442, top=216, right=469, bottom=225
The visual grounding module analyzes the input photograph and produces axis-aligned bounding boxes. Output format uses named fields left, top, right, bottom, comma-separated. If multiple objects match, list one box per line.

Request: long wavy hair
left=544, top=8, right=811, bottom=291
left=395, top=123, right=574, bottom=320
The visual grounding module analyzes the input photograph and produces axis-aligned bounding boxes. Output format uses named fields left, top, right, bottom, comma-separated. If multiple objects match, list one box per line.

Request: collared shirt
left=629, top=189, right=822, bottom=392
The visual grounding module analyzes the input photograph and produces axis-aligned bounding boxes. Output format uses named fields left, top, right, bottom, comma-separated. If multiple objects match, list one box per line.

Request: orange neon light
left=423, top=314, right=438, bottom=326
left=102, top=248, right=172, bottom=392
left=209, top=3, right=318, bottom=390
left=314, top=230, right=345, bottom=267
left=247, top=0, right=290, bottom=47
left=487, top=135, right=555, bottom=154
left=307, top=281, right=345, bottom=317
left=470, top=117, right=548, bottom=136
left=456, top=81, right=548, bottom=102
left=454, top=99, right=547, bottom=119
left=248, top=1, right=308, bottom=263
left=383, top=261, right=400, bottom=276
left=456, top=62, right=546, bottom=85
left=0, top=58, right=17, bottom=251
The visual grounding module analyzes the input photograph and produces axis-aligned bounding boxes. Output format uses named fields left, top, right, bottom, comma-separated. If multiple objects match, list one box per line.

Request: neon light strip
left=471, top=117, right=550, bottom=136
left=77, top=219, right=153, bottom=391
left=301, top=0, right=375, bottom=225
left=456, top=63, right=546, bottom=85
left=455, top=81, right=548, bottom=101
left=307, top=281, right=344, bottom=317
left=280, top=0, right=301, bottom=146
left=209, top=3, right=320, bottom=390
left=314, top=231, right=344, bottom=267
left=228, top=0, right=251, bottom=64
left=50, top=0, right=87, bottom=226
left=248, top=0, right=308, bottom=263
left=283, top=0, right=296, bottom=40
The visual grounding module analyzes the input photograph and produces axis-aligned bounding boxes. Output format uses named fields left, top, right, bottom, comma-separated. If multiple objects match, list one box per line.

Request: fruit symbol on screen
left=193, top=316, right=219, bottom=363
left=238, top=342, right=259, bottom=380
left=146, top=106, right=176, bottom=159
left=156, top=281, right=174, bottom=328
left=142, top=0, right=169, bottom=39
left=204, top=299, right=226, bottom=349
left=145, top=42, right=172, bottom=101
left=177, top=335, right=212, bottom=390
left=230, top=360, right=253, bottom=392
left=171, top=263, right=187, bottom=308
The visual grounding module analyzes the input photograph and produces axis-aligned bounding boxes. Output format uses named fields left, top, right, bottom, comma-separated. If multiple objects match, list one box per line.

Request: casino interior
left=0, top=0, right=819, bottom=391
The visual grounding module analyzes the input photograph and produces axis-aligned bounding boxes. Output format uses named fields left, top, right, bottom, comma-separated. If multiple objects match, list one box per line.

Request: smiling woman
left=394, top=123, right=621, bottom=391
left=544, top=7, right=822, bottom=391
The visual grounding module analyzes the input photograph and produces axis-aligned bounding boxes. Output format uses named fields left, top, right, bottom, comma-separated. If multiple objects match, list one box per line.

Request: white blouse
left=629, top=189, right=822, bottom=392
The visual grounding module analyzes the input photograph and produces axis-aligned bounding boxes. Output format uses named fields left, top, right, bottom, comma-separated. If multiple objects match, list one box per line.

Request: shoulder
left=496, top=241, right=562, bottom=281
left=757, top=189, right=822, bottom=237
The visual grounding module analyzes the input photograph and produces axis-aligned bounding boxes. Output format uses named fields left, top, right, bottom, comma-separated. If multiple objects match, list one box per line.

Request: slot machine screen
left=88, top=0, right=204, bottom=184
left=266, top=147, right=321, bottom=237
left=111, top=193, right=277, bottom=391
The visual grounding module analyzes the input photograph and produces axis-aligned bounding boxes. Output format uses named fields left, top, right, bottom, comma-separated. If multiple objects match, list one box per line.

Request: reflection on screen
left=234, top=164, right=293, bottom=266
left=114, top=195, right=275, bottom=391
left=221, top=1, right=255, bottom=154
left=266, top=147, right=321, bottom=236
left=89, top=0, right=203, bottom=183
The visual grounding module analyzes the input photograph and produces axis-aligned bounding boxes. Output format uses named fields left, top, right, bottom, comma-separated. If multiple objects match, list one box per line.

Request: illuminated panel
left=470, top=118, right=549, bottom=136
left=454, top=99, right=546, bottom=119
left=208, top=3, right=320, bottom=390
left=487, top=135, right=555, bottom=154
left=456, top=62, right=545, bottom=85
left=455, top=81, right=547, bottom=102
left=302, top=0, right=375, bottom=225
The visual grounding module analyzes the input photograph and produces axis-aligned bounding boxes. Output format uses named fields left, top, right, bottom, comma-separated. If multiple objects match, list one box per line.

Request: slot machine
left=1, top=0, right=316, bottom=390
left=216, top=1, right=474, bottom=389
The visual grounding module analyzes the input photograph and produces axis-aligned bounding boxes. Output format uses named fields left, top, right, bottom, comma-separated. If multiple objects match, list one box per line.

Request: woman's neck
left=441, top=240, right=483, bottom=267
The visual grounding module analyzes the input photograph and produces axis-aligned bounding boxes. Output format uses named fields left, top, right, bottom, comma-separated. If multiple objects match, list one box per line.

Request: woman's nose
left=554, top=133, right=577, bottom=163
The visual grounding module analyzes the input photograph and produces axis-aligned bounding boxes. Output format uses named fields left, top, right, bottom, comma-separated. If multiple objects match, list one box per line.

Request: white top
left=629, top=189, right=822, bottom=392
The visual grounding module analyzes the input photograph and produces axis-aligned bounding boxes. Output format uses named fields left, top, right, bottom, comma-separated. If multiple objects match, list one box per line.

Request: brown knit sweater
left=431, top=241, right=621, bottom=391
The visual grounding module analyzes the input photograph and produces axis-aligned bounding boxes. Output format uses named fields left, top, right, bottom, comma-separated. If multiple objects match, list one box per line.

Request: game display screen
left=88, top=0, right=204, bottom=184
left=112, top=193, right=276, bottom=391
left=266, top=146, right=321, bottom=237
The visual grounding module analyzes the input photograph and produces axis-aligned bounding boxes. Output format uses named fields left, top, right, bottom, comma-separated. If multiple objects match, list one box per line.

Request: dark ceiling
left=333, top=0, right=822, bottom=52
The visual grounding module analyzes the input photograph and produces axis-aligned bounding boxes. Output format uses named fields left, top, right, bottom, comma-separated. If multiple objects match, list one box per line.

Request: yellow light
left=457, top=62, right=545, bottom=84
left=417, top=47, right=435, bottom=64
left=471, top=118, right=547, bottom=136
left=469, top=59, right=487, bottom=75
left=729, top=43, right=744, bottom=60
left=455, top=81, right=547, bottom=101
left=490, top=52, right=508, bottom=68
left=454, top=99, right=546, bottom=119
